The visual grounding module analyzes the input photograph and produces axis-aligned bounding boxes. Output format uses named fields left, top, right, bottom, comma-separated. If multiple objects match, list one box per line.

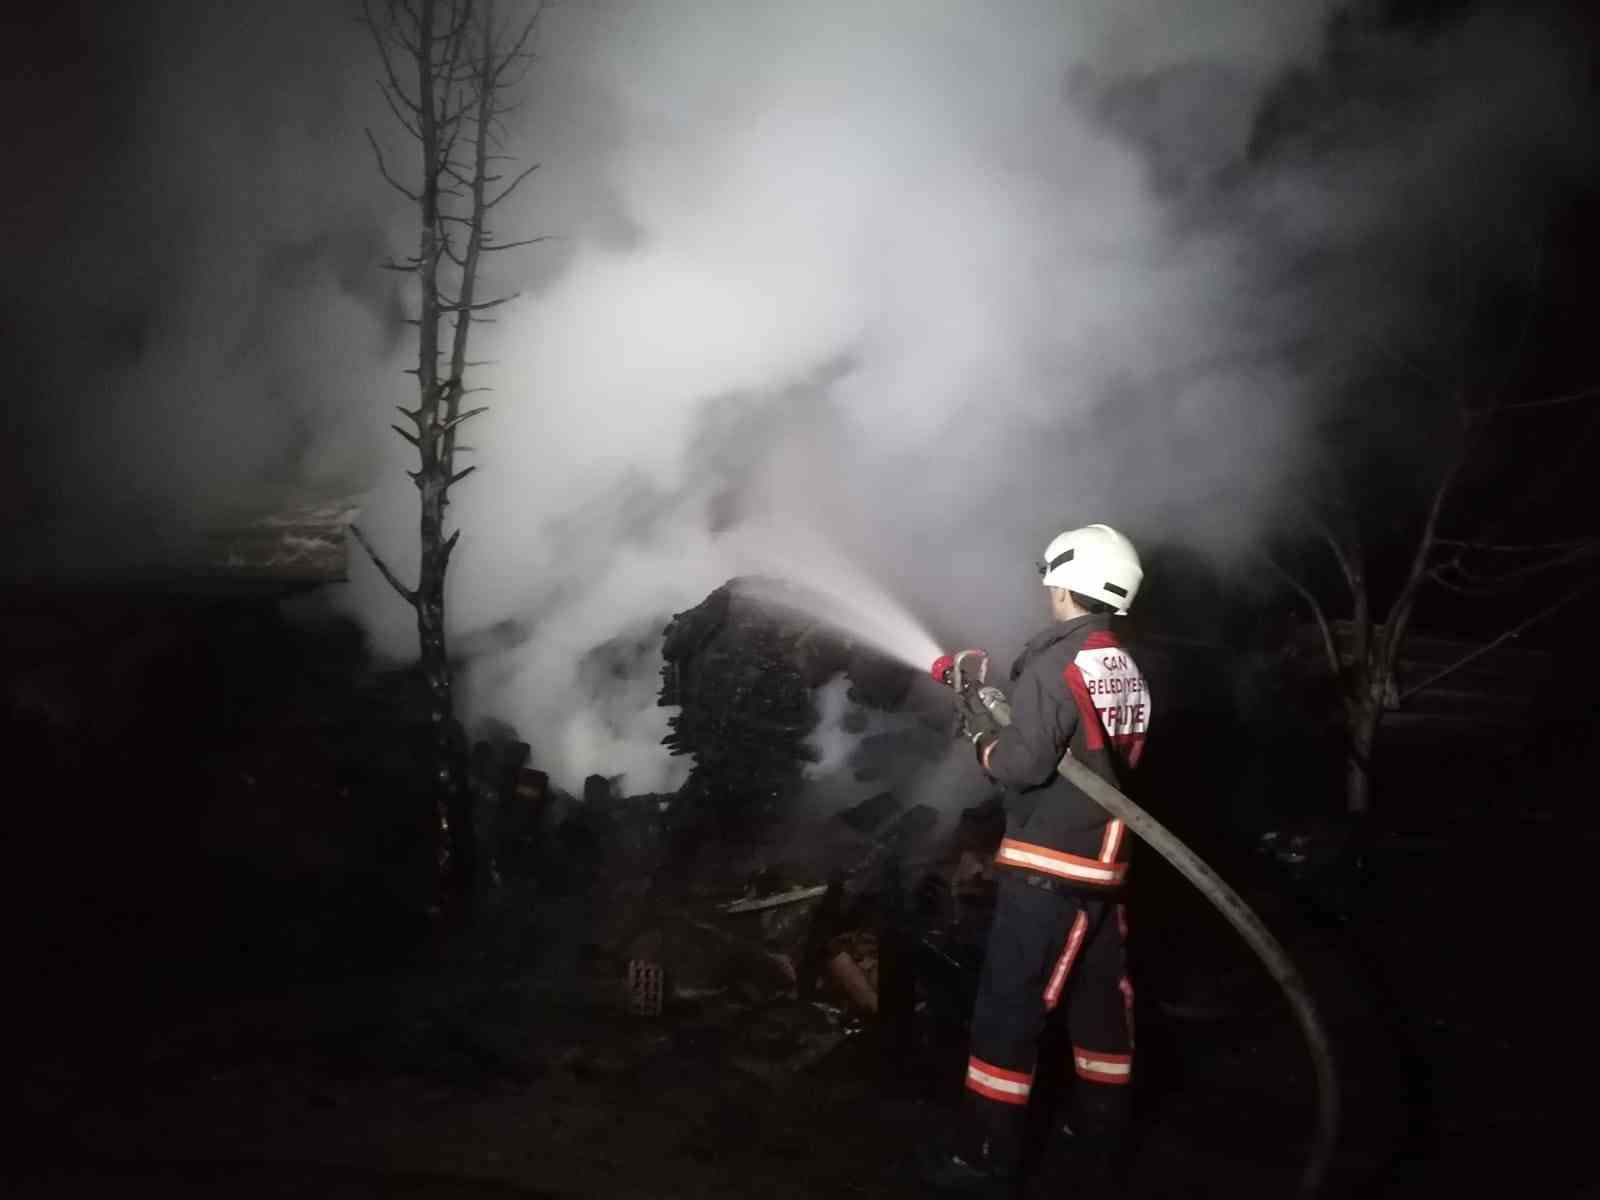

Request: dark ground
left=6, top=584, right=1593, bottom=1198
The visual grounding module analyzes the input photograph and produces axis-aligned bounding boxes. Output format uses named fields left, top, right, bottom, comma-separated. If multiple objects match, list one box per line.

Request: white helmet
left=1038, top=524, right=1143, bottom=615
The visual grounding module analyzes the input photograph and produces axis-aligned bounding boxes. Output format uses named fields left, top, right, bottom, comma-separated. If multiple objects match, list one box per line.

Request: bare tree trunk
left=1343, top=694, right=1380, bottom=817
left=404, top=0, right=470, bottom=893
left=1265, top=239, right=1599, bottom=821
left=416, top=422, right=471, bottom=889
left=356, top=0, right=543, bottom=904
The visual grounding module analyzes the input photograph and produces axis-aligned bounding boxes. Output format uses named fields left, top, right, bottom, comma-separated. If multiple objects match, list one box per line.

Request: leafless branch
left=1496, top=382, right=1600, bottom=412
left=485, top=161, right=540, bottom=209
left=1400, top=575, right=1597, bottom=703
left=378, top=85, right=423, bottom=139
left=1434, top=537, right=1597, bottom=553
left=389, top=18, right=420, bottom=58
left=438, top=405, right=489, bottom=433
left=365, top=130, right=419, bottom=203
left=481, top=235, right=550, bottom=252
left=1307, top=518, right=1359, bottom=604
left=494, top=5, right=544, bottom=68
left=436, top=119, right=466, bottom=173
left=438, top=0, right=474, bottom=48
left=1261, top=553, right=1343, bottom=682
left=351, top=524, right=417, bottom=606
left=1378, top=414, right=1478, bottom=682
left=1426, top=572, right=1500, bottom=598
left=438, top=292, right=519, bottom=313
left=361, top=0, right=423, bottom=113
left=1437, top=541, right=1600, bottom=588
left=494, top=55, right=540, bottom=92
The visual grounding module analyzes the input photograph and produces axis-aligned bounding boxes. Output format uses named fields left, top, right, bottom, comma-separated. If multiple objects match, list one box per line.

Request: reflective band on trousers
left=996, top=838, right=1127, bottom=886
left=1074, top=1049, right=1132, bottom=1084
left=966, top=1056, right=1033, bottom=1104
left=1043, top=910, right=1089, bottom=1012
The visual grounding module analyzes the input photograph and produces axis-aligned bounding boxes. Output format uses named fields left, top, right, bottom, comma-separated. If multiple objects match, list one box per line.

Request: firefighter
left=921, top=524, right=1149, bottom=1197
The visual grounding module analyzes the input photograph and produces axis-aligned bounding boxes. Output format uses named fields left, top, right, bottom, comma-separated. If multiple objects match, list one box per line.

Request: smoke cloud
left=338, top=0, right=1338, bottom=792
left=11, top=2, right=1593, bottom=793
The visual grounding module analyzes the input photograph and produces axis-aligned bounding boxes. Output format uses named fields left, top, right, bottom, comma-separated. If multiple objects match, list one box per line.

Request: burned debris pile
left=591, top=785, right=1002, bottom=1087
left=658, top=577, right=916, bottom=830
left=440, top=577, right=997, bottom=1082
left=659, top=580, right=824, bottom=829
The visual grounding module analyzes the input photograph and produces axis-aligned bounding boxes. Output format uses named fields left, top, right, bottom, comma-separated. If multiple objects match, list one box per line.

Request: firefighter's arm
left=978, top=658, right=1075, bottom=788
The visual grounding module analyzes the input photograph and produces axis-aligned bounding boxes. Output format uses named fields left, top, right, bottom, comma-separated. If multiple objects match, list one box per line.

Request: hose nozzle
left=932, top=649, right=990, bottom=690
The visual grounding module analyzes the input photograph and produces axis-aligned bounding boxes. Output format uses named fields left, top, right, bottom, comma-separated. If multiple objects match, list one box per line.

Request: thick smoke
left=12, top=2, right=1592, bottom=793
left=337, top=0, right=1349, bottom=793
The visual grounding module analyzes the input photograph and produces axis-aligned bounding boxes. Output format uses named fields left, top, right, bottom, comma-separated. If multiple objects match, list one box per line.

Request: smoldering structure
left=658, top=579, right=923, bottom=830
left=442, top=576, right=1007, bottom=1073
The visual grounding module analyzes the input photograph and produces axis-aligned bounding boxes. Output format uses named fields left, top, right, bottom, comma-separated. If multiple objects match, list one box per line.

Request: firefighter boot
left=920, top=1085, right=1026, bottom=1196
left=916, top=1142, right=1021, bottom=1199
left=1032, top=1121, right=1130, bottom=1200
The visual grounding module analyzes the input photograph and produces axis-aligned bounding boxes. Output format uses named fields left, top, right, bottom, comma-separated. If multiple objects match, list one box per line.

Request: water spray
left=931, top=648, right=1339, bottom=1199
left=730, top=575, right=944, bottom=673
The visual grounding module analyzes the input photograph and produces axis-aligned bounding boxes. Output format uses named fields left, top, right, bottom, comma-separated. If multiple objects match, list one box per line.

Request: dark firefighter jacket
left=983, top=613, right=1151, bottom=891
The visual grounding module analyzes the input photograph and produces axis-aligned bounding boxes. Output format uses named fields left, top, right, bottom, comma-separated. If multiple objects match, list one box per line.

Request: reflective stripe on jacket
left=983, top=613, right=1150, bottom=891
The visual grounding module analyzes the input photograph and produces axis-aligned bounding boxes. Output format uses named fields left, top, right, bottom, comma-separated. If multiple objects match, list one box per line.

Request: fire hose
left=936, top=650, right=1338, bottom=1200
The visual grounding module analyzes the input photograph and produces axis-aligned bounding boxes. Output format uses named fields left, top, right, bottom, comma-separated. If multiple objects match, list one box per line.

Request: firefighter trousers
left=963, top=873, right=1134, bottom=1169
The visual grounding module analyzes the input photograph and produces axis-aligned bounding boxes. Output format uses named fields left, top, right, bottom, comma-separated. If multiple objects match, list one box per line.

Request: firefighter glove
left=971, top=728, right=1001, bottom=768
left=960, top=688, right=1004, bottom=743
